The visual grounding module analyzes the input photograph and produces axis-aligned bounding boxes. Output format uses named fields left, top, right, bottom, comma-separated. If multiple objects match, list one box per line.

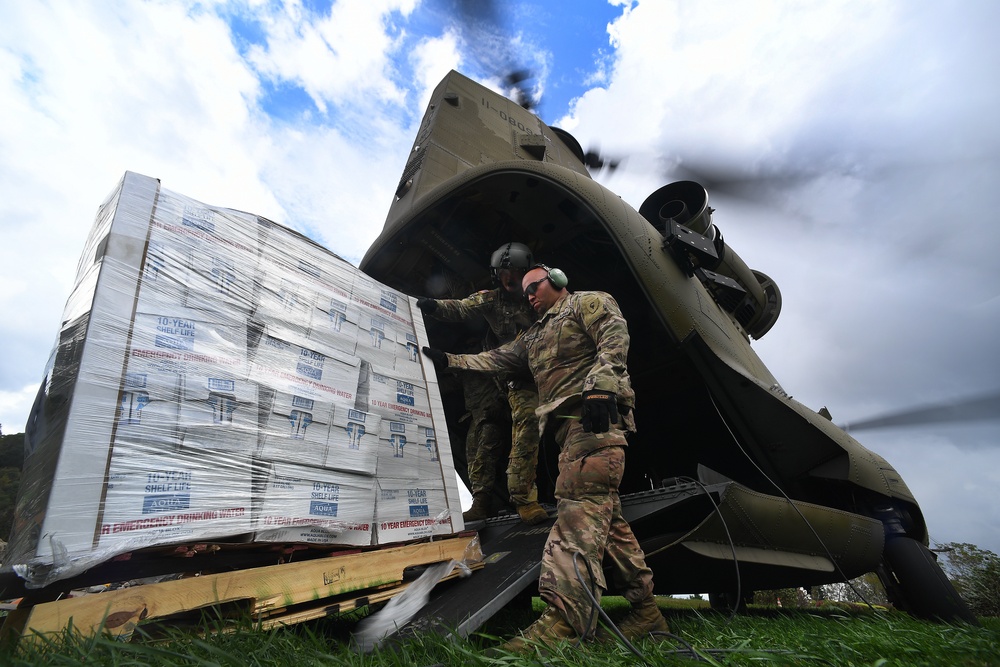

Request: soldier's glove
left=580, top=389, right=619, bottom=433
left=421, top=346, right=448, bottom=371
left=416, top=298, right=438, bottom=314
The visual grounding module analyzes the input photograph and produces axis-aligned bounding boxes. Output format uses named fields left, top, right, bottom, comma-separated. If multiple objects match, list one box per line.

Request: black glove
left=416, top=298, right=438, bottom=314
left=421, top=346, right=448, bottom=371
left=580, top=389, right=619, bottom=433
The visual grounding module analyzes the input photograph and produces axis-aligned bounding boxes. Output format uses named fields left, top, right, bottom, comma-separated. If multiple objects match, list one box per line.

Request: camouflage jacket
left=431, top=288, right=536, bottom=347
left=447, top=291, right=636, bottom=432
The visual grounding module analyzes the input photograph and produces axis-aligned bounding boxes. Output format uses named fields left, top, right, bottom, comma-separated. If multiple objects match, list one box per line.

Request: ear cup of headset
left=547, top=267, right=568, bottom=288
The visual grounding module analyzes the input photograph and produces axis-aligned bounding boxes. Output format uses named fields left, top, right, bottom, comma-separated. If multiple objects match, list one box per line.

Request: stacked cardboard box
left=3, top=172, right=463, bottom=588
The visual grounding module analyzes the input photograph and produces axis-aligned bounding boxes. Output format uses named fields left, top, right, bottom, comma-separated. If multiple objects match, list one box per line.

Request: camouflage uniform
left=447, top=291, right=654, bottom=636
left=431, top=289, right=541, bottom=507
left=460, top=371, right=508, bottom=499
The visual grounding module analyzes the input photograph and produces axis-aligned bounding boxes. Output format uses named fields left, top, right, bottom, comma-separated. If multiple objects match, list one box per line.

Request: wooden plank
left=13, top=536, right=480, bottom=641
left=255, top=562, right=481, bottom=629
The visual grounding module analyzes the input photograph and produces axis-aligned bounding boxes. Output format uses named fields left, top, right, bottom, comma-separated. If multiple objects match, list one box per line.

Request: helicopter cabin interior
left=361, top=168, right=795, bottom=519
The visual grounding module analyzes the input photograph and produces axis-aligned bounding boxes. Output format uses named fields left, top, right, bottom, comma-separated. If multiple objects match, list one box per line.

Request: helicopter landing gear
left=879, top=536, right=978, bottom=624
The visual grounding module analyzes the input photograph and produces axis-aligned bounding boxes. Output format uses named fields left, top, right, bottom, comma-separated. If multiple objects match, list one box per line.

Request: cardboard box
left=113, top=366, right=182, bottom=450
left=324, top=403, right=380, bottom=475
left=178, top=372, right=258, bottom=454
left=308, top=289, right=361, bottom=356
left=258, top=388, right=336, bottom=467
left=182, top=246, right=256, bottom=315
left=254, top=462, right=375, bottom=546
left=375, top=419, right=442, bottom=480
left=374, top=477, right=459, bottom=544
left=99, top=442, right=254, bottom=552
left=128, top=308, right=248, bottom=373
left=253, top=262, right=315, bottom=341
left=3, top=172, right=461, bottom=588
left=250, top=332, right=360, bottom=402
left=361, top=364, right=433, bottom=424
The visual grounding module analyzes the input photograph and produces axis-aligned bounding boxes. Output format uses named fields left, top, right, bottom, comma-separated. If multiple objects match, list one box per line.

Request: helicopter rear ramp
left=395, top=481, right=730, bottom=639
left=396, top=479, right=890, bottom=640
left=396, top=513, right=552, bottom=640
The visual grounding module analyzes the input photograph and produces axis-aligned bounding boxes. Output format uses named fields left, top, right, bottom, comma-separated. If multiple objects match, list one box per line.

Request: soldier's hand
left=416, top=298, right=438, bottom=314
left=421, top=346, right=448, bottom=371
left=580, top=390, right=619, bottom=433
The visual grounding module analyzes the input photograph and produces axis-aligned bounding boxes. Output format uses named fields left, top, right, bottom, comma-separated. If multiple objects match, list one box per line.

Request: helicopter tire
left=882, top=536, right=978, bottom=625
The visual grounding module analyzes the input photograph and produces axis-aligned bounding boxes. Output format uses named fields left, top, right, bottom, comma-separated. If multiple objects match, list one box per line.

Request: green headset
left=533, top=263, right=569, bottom=289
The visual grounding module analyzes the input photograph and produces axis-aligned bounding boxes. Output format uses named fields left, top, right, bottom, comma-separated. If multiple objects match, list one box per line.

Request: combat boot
left=516, top=501, right=549, bottom=525
left=500, top=606, right=578, bottom=653
left=462, top=493, right=491, bottom=522
left=600, top=595, right=669, bottom=642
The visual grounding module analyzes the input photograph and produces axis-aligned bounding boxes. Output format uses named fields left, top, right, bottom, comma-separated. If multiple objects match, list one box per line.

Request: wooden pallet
left=2, top=535, right=481, bottom=642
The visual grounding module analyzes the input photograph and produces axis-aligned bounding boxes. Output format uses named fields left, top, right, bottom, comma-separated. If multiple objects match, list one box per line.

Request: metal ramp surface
left=397, top=481, right=713, bottom=640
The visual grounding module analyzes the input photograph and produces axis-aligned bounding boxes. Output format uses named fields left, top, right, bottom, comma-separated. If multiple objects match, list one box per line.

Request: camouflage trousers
left=506, top=385, right=540, bottom=506
left=537, top=417, right=655, bottom=636
left=463, top=373, right=508, bottom=498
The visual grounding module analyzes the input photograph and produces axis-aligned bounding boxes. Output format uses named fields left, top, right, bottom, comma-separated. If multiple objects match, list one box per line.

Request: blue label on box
left=310, top=501, right=339, bottom=517
left=143, top=493, right=191, bottom=514
left=396, top=393, right=415, bottom=406
left=292, top=395, right=315, bottom=410
left=208, top=377, right=235, bottom=392
left=155, top=334, right=194, bottom=351
left=296, top=362, right=323, bottom=380
left=380, top=291, right=398, bottom=312
left=409, top=505, right=430, bottom=518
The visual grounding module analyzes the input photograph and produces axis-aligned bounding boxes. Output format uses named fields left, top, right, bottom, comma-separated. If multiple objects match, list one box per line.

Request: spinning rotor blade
left=666, top=158, right=847, bottom=203
left=840, top=390, right=1000, bottom=432
left=583, top=148, right=623, bottom=173
left=451, top=0, right=540, bottom=111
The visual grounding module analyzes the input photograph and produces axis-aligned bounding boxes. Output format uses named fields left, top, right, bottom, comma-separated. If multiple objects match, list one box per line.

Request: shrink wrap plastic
left=3, top=172, right=463, bottom=588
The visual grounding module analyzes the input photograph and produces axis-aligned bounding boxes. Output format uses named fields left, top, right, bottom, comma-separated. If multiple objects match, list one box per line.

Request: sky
left=1, top=0, right=998, bottom=557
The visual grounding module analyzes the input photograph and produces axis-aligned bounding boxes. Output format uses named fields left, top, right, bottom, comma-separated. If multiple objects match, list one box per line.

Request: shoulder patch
left=578, top=293, right=607, bottom=327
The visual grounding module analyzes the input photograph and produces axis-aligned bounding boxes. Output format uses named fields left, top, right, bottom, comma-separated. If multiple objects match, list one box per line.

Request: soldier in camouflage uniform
left=422, top=264, right=668, bottom=650
left=416, top=243, right=547, bottom=525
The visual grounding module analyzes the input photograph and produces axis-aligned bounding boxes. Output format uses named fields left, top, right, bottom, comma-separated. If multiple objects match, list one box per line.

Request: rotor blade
left=583, top=148, right=623, bottom=173
left=668, top=158, right=838, bottom=202
left=449, top=0, right=540, bottom=111
left=840, top=390, right=1000, bottom=432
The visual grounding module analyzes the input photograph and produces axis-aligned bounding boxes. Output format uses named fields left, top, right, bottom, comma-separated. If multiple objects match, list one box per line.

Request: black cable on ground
left=706, top=389, right=878, bottom=610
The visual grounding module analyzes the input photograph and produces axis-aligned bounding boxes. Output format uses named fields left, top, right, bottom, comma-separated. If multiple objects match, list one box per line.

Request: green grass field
left=3, top=596, right=998, bottom=666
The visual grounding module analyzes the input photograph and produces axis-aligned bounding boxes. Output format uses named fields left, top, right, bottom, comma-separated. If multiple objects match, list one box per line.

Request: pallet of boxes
left=0, top=172, right=477, bottom=641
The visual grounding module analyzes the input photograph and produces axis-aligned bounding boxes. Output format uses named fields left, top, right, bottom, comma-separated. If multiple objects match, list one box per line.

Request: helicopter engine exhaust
left=640, top=181, right=782, bottom=339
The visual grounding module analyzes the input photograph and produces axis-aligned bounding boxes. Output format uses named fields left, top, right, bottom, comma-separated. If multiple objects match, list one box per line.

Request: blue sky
left=226, top=0, right=622, bottom=127
left=1, top=0, right=999, bottom=555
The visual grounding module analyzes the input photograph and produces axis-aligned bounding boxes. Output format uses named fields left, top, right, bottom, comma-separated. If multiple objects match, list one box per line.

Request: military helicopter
left=360, top=69, right=978, bottom=624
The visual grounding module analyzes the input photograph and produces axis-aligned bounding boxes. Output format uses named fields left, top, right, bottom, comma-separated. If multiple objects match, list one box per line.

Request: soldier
left=422, top=264, right=668, bottom=650
left=416, top=243, right=547, bottom=525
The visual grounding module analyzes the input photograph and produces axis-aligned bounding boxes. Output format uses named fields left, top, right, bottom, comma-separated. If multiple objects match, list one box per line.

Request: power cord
left=569, top=551, right=817, bottom=663
left=673, top=476, right=744, bottom=624
left=705, top=389, right=877, bottom=610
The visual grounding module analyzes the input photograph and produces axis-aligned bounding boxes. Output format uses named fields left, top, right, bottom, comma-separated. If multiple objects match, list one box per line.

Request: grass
left=2, top=597, right=998, bottom=666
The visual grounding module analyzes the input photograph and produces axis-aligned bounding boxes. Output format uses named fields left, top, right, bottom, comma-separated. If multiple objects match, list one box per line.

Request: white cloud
left=0, top=0, right=283, bottom=423
left=1, top=0, right=998, bottom=560
left=409, top=30, right=464, bottom=111
left=571, top=0, right=1000, bottom=557
left=244, top=0, right=417, bottom=114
